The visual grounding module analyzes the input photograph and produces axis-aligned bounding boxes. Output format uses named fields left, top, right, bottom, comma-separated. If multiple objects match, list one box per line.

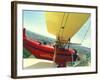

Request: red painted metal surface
left=23, top=28, right=77, bottom=66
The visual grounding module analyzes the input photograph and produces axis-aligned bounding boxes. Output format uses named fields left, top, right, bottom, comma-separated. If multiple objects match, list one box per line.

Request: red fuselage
left=23, top=29, right=78, bottom=66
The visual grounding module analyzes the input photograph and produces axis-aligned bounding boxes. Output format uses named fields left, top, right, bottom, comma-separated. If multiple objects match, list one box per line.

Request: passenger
left=43, top=42, right=47, bottom=45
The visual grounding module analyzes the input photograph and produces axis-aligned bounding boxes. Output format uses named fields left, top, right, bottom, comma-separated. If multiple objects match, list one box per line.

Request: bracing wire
left=81, top=21, right=91, bottom=44
left=61, top=13, right=70, bottom=43
left=57, top=13, right=65, bottom=39
left=57, top=13, right=70, bottom=44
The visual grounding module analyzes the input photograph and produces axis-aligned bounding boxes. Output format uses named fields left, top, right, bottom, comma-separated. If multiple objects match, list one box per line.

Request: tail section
left=23, top=28, right=26, bottom=39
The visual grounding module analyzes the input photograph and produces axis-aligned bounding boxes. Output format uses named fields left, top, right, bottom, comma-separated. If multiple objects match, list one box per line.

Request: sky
left=23, top=10, right=55, bottom=38
left=71, top=17, right=91, bottom=47
left=23, top=10, right=91, bottom=48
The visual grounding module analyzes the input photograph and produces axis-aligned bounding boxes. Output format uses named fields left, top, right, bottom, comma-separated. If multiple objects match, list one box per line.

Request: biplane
left=23, top=12, right=90, bottom=67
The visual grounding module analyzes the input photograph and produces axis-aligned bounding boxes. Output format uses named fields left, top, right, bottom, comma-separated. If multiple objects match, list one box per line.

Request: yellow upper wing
left=45, top=12, right=90, bottom=44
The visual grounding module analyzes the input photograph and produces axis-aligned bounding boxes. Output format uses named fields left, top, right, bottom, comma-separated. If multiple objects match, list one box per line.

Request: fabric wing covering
left=45, top=12, right=90, bottom=44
